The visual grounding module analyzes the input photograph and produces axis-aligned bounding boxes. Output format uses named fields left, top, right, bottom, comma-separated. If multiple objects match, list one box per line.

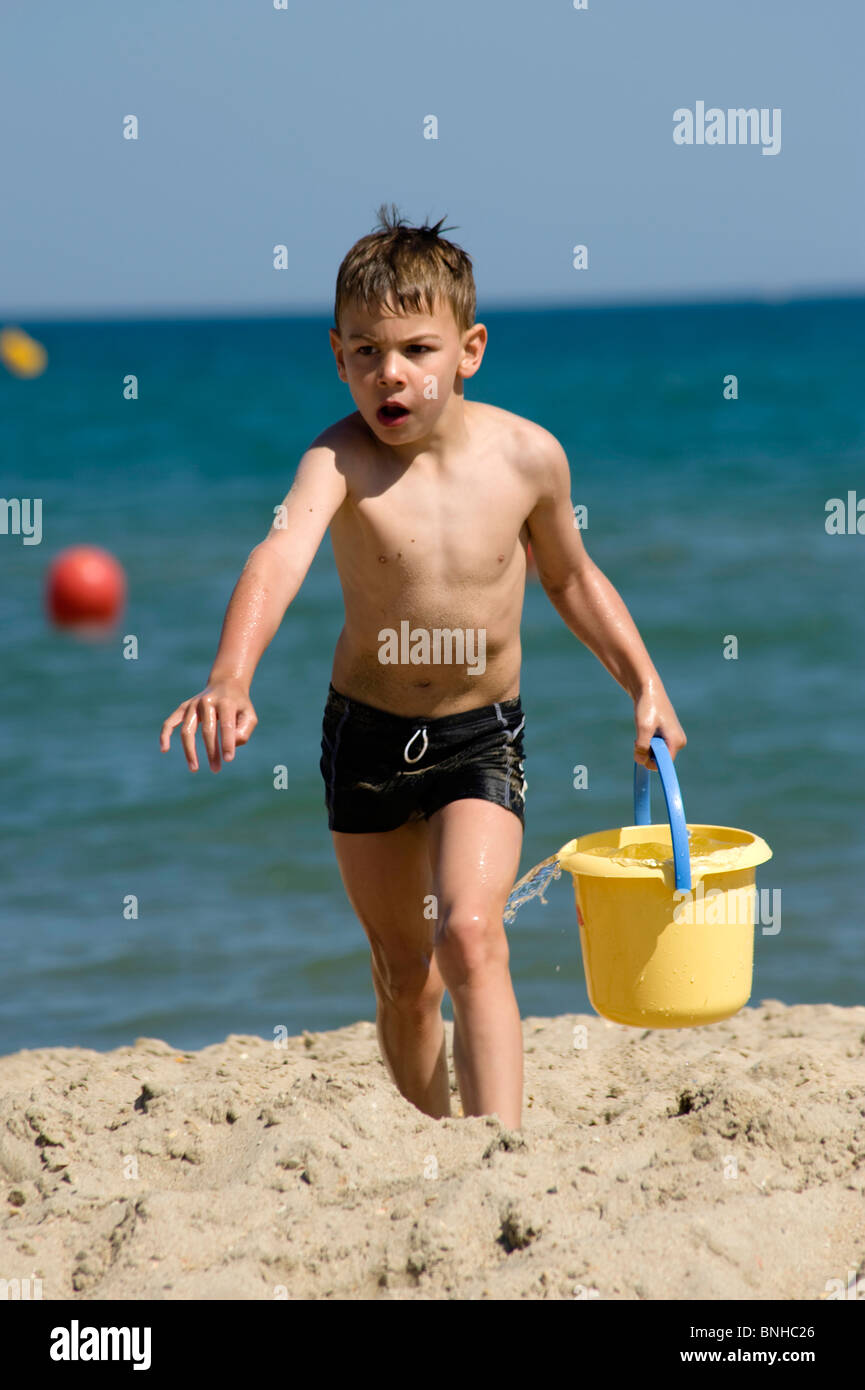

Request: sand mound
left=1, top=1001, right=863, bottom=1300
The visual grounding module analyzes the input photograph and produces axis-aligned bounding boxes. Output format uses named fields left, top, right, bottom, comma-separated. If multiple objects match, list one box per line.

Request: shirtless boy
left=160, top=206, right=686, bottom=1132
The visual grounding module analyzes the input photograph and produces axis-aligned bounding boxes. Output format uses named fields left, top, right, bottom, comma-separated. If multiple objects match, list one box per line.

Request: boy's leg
left=427, top=798, right=524, bottom=1130
left=331, top=818, right=452, bottom=1119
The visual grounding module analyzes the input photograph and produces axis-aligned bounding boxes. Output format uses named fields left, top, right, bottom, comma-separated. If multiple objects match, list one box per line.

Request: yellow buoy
left=0, top=326, right=48, bottom=378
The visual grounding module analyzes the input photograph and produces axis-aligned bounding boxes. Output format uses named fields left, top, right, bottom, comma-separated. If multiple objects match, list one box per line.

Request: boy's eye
left=355, top=345, right=431, bottom=355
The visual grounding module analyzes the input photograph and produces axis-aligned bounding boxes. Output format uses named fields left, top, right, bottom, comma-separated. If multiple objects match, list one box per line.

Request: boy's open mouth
left=377, top=402, right=410, bottom=426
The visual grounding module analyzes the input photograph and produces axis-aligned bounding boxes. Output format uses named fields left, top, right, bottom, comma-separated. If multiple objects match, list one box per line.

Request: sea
left=1, top=296, right=863, bottom=1054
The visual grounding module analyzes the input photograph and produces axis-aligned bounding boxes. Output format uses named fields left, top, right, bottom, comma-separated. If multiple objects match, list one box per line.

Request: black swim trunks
left=320, top=683, right=527, bottom=833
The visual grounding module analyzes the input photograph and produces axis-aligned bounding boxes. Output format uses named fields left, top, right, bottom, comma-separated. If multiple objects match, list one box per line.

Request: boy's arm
left=525, top=431, right=686, bottom=767
left=208, top=443, right=347, bottom=688
left=161, top=443, right=346, bottom=771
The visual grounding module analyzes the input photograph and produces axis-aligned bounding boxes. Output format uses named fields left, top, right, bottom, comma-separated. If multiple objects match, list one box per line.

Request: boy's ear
left=457, top=322, right=487, bottom=380
left=329, top=328, right=347, bottom=380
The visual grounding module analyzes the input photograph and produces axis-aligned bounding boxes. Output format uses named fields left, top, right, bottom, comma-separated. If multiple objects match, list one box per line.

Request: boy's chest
left=346, top=459, right=531, bottom=581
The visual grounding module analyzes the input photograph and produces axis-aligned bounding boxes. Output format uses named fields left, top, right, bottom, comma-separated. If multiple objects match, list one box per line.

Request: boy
left=160, top=205, right=686, bottom=1132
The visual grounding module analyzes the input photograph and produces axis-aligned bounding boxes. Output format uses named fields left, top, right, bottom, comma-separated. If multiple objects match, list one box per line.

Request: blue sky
left=1, top=0, right=862, bottom=318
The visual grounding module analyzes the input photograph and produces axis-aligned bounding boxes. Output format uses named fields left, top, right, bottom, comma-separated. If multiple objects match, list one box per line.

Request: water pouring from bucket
left=504, top=735, right=772, bottom=1028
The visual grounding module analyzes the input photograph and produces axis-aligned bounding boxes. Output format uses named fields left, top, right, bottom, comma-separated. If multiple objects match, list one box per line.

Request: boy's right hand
left=160, top=679, right=258, bottom=772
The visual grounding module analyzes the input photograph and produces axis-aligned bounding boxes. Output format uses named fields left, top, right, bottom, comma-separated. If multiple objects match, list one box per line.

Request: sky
left=1, top=0, right=862, bottom=319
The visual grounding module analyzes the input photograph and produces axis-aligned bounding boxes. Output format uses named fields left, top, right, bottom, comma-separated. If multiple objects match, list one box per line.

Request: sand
left=1, top=1000, right=863, bottom=1301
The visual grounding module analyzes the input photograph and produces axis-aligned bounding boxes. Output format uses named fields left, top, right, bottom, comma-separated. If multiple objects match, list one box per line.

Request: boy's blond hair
left=333, top=203, right=476, bottom=338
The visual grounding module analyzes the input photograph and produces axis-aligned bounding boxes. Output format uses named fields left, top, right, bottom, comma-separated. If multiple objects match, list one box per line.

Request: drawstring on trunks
left=494, top=702, right=525, bottom=742
left=403, top=726, right=428, bottom=763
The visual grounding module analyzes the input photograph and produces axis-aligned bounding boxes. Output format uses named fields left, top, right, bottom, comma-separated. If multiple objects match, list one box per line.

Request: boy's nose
left=379, top=353, right=406, bottom=380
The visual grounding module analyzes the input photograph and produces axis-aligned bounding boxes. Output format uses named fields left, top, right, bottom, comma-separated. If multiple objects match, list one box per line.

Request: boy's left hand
left=633, top=686, right=687, bottom=769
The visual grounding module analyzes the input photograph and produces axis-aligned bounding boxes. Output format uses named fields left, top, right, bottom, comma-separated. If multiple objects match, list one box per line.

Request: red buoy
left=46, top=546, right=127, bottom=629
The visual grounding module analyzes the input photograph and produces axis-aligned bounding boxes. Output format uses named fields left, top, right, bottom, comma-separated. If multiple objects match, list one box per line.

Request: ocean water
left=1, top=298, right=863, bottom=1054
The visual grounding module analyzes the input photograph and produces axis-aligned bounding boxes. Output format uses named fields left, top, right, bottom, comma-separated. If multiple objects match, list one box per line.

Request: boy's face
left=329, top=296, right=486, bottom=443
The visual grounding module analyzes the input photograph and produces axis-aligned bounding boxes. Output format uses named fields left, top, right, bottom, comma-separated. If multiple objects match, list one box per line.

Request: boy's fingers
left=163, top=691, right=258, bottom=768
left=160, top=703, right=194, bottom=750
left=159, top=707, right=184, bottom=750
left=197, top=699, right=221, bottom=771
left=217, top=702, right=237, bottom=761
left=180, top=703, right=202, bottom=772
left=234, top=706, right=258, bottom=746
left=635, top=731, right=658, bottom=769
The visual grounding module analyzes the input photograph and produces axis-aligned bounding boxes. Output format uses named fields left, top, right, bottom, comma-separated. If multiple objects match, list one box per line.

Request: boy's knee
left=434, top=905, right=509, bottom=981
left=370, top=943, right=442, bottom=1009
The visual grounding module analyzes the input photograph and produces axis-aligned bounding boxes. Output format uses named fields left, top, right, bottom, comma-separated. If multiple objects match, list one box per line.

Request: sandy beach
left=1, top=1000, right=863, bottom=1301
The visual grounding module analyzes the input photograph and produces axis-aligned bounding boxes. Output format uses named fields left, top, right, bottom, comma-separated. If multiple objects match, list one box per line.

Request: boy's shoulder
left=472, top=400, right=567, bottom=477
left=302, top=403, right=565, bottom=475
left=475, top=399, right=561, bottom=445
left=305, top=410, right=369, bottom=455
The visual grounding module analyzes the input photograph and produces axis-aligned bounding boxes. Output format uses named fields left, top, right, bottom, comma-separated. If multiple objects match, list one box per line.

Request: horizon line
left=2, top=285, right=863, bottom=326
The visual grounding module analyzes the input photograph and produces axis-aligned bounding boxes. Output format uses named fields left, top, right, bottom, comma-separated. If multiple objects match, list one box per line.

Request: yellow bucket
left=558, top=737, right=772, bottom=1027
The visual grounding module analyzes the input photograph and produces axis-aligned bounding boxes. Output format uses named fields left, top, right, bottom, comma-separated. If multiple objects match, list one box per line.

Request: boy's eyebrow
left=347, top=331, right=443, bottom=342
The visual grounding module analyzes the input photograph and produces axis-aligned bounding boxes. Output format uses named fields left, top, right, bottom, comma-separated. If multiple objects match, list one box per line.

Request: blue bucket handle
left=633, top=735, right=691, bottom=891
